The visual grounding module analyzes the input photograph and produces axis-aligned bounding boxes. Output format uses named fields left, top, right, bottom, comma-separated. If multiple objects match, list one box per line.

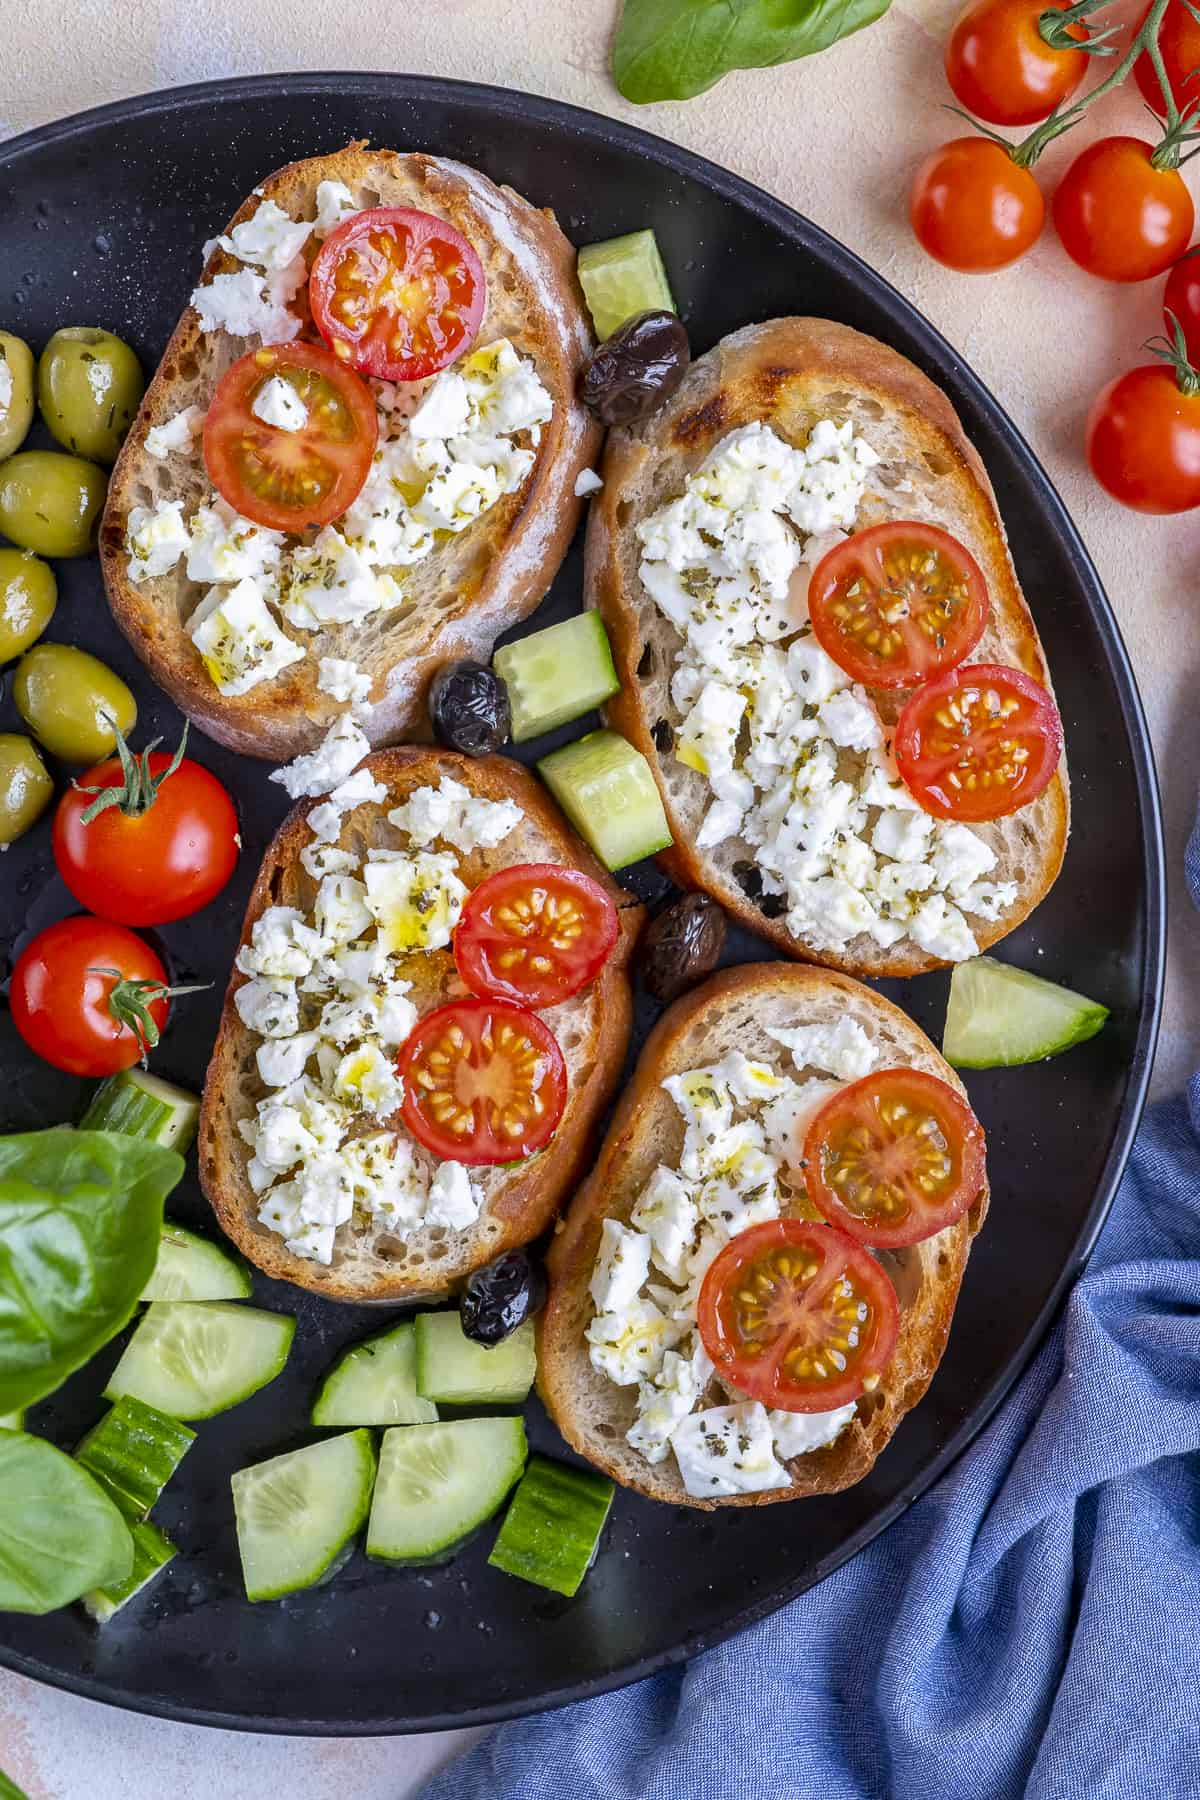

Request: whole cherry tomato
left=1053, top=137, right=1193, bottom=282
left=1133, top=0, right=1200, bottom=117
left=1086, top=354, right=1200, bottom=513
left=945, top=0, right=1089, bottom=126
left=10, top=916, right=176, bottom=1076
left=910, top=138, right=1045, bottom=272
left=1163, top=249, right=1200, bottom=363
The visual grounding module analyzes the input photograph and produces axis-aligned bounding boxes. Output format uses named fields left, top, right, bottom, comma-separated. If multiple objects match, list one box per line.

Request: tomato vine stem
left=1003, top=0, right=1173, bottom=165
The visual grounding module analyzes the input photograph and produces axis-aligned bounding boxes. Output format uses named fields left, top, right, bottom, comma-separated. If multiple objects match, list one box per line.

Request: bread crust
left=199, top=747, right=641, bottom=1301
left=586, top=316, right=1069, bottom=979
left=101, top=143, right=600, bottom=760
left=537, top=962, right=990, bottom=1509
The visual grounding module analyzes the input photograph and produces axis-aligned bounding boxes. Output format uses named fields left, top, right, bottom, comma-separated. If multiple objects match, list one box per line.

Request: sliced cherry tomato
left=1052, top=137, right=1193, bottom=283
left=909, top=137, right=1044, bottom=273
left=309, top=207, right=485, bottom=382
left=945, top=0, right=1088, bottom=127
left=202, top=339, right=377, bottom=532
left=894, top=662, right=1063, bottom=822
left=696, top=1219, right=900, bottom=1414
left=1134, top=0, right=1200, bottom=118
left=807, top=522, right=989, bottom=689
left=454, top=863, right=619, bottom=1010
left=802, top=1070, right=986, bottom=1250
left=397, top=997, right=567, bottom=1166
left=10, top=917, right=175, bottom=1076
left=1086, top=360, right=1200, bottom=513
left=1163, top=249, right=1200, bottom=364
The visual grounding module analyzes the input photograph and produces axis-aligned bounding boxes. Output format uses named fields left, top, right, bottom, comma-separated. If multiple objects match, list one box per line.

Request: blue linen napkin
left=424, top=938, right=1200, bottom=1800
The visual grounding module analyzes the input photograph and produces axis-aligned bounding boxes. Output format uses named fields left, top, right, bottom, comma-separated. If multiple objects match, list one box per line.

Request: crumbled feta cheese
left=589, top=1219, right=653, bottom=1313
left=144, top=407, right=203, bottom=461
left=909, top=894, right=979, bottom=963
left=386, top=778, right=522, bottom=855
left=425, top=1161, right=482, bottom=1229
left=314, top=180, right=358, bottom=238
left=233, top=976, right=300, bottom=1038
left=126, top=501, right=189, bottom=581
left=186, top=498, right=285, bottom=586
left=627, top=1336, right=712, bottom=1464
left=314, top=873, right=371, bottom=946
left=269, top=715, right=370, bottom=801
left=255, top=1031, right=319, bottom=1089
left=671, top=1402, right=791, bottom=1498
left=299, top=842, right=359, bottom=881
left=189, top=578, right=304, bottom=696
left=251, top=374, right=308, bottom=432
left=331, top=1040, right=404, bottom=1115
left=770, top=1402, right=857, bottom=1460
left=237, top=906, right=328, bottom=979
left=190, top=261, right=305, bottom=343
left=586, top=1296, right=684, bottom=1387
left=317, top=657, right=371, bottom=707
left=764, top=1018, right=879, bottom=1081
left=630, top=1166, right=698, bottom=1286
left=759, top=1077, right=841, bottom=1162
left=281, top=528, right=388, bottom=629
left=362, top=848, right=467, bottom=954
left=219, top=198, right=312, bottom=270
left=574, top=469, right=603, bottom=497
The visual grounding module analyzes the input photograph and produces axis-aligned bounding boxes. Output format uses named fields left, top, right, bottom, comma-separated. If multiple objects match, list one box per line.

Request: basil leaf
left=0, top=1432, right=133, bottom=1613
left=0, top=1129, right=183, bottom=1414
left=613, top=0, right=892, bottom=103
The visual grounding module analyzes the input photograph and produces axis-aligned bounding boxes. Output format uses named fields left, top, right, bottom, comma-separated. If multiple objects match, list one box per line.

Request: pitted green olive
left=0, top=451, right=108, bottom=558
left=0, top=334, right=35, bottom=463
left=0, top=734, right=53, bottom=845
left=13, top=644, right=136, bottom=762
left=0, top=550, right=56, bottom=661
left=38, top=328, right=144, bottom=464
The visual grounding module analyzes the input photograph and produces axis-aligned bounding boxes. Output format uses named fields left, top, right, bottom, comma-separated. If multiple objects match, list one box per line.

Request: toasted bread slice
left=101, top=143, right=599, bottom=761
left=199, top=748, right=641, bottom=1302
left=538, top=962, right=989, bottom=1509
left=586, top=316, right=1069, bottom=978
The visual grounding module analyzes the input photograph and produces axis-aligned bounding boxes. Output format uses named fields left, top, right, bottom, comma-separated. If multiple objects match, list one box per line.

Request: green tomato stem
left=1010, top=0, right=1172, bottom=166
left=74, top=718, right=190, bottom=825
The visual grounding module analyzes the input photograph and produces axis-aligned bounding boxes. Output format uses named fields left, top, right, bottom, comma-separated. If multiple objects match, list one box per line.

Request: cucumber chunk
left=367, top=1417, right=527, bottom=1565
left=943, top=955, right=1109, bottom=1069
left=82, top=1521, right=176, bottom=1623
left=494, top=613, right=620, bottom=742
left=232, top=1429, right=377, bottom=1602
left=539, top=729, right=671, bottom=871
left=577, top=230, right=676, bottom=340
left=79, top=1069, right=200, bottom=1152
left=75, top=1395, right=195, bottom=1518
left=104, top=1302, right=294, bottom=1420
left=140, top=1224, right=252, bottom=1302
left=414, top=1312, right=536, bottom=1404
left=489, top=1455, right=614, bottom=1597
left=312, top=1321, right=438, bottom=1428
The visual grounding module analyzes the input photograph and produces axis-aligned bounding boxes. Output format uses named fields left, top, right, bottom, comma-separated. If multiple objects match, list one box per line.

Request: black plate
left=0, top=74, right=1164, bottom=1735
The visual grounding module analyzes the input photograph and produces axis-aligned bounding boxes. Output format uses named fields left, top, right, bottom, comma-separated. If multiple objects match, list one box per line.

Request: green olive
left=37, top=327, right=144, bottom=465
left=0, top=333, right=35, bottom=463
left=0, top=550, right=57, bottom=662
left=0, top=451, right=107, bottom=558
left=0, top=733, right=53, bottom=846
left=13, top=643, right=136, bottom=763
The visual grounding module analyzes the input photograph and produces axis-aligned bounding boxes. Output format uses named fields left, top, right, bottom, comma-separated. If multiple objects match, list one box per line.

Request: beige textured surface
left=1, top=0, right=1195, bottom=1787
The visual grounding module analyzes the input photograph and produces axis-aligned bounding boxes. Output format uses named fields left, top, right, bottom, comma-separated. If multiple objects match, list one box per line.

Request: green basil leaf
left=0, top=1770, right=32, bottom=1800
left=0, top=1129, right=183, bottom=1414
left=0, top=1432, right=133, bottom=1613
left=613, top=0, right=892, bottom=103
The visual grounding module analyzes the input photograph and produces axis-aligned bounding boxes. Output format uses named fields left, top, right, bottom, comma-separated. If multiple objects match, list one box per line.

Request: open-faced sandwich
left=538, top=963, right=989, bottom=1507
left=199, top=748, right=641, bottom=1301
left=586, top=315, right=1069, bottom=977
left=100, top=142, right=599, bottom=760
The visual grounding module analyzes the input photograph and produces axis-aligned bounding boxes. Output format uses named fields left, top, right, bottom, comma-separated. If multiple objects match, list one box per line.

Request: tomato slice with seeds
left=397, top=997, right=567, bottom=1166
left=807, top=522, right=989, bottom=689
left=202, top=340, right=378, bottom=532
left=309, top=206, right=486, bottom=382
left=697, top=1219, right=899, bottom=1413
left=454, top=863, right=619, bottom=1011
left=894, top=661, right=1063, bottom=822
left=803, top=1070, right=986, bottom=1250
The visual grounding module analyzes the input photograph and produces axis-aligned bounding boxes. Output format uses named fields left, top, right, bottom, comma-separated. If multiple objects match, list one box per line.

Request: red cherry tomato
left=396, top=997, right=567, bottom=1166
left=945, top=0, right=1088, bottom=126
left=696, top=1219, right=900, bottom=1413
left=910, top=137, right=1045, bottom=272
left=1162, top=249, right=1200, bottom=363
left=453, top=863, right=619, bottom=1010
left=309, top=206, right=486, bottom=382
left=807, top=522, right=989, bottom=689
left=202, top=339, right=378, bottom=532
left=802, top=1070, right=987, bottom=1249
left=1086, top=361, right=1200, bottom=513
left=895, top=662, right=1064, bottom=822
left=10, top=917, right=171, bottom=1077
left=1052, top=137, right=1193, bottom=283
left=1134, top=0, right=1200, bottom=117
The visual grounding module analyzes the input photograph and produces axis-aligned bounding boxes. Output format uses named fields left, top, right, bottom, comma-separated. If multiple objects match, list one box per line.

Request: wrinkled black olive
left=639, top=891, right=726, bottom=1004
left=580, top=311, right=691, bottom=426
left=461, top=1248, right=549, bottom=1347
left=429, top=660, right=511, bottom=757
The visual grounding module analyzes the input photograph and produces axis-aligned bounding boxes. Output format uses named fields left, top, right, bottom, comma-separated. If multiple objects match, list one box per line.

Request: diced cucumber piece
left=232, top=1429, right=376, bottom=1602
left=0, top=1410, right=23, bottom=1431
left=577, top=230, right=676, bottom=340
left=75, top=1396, right=195, bottom=1519
left=79, top=1069, right=200, bottom=1152
left=367, top=1417, right=527, bottom=1565
left=312, top=1321, right=438, bottom=1428
left=140, top=1224, right=252, bottom=1302
left=489, top=1455, right=614, bottom=1597
left=494, top=612, right=620, bottom=742
left=943, top=955, right=1109, bottom=1069
left=539, top=729, right=671, bottom=871
left=82, top=1521, right=176, bottom=1623
left=104, top=1302, right=294, bottom=1420
left=414, top=1312, right=536, bottom=1405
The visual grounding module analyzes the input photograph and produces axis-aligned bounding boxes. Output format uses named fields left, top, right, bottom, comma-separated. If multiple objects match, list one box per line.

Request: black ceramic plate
left=0, top=74, right=1164, bottom=1735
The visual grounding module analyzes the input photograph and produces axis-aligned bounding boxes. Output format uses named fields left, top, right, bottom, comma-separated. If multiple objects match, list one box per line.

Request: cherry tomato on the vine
left=945, top=0, right=1089, bottom=127
left=1163, top=250, right=1200, bottom=364
left=1053, top=137, right=1193, bottom=283
left=1133, top=0, right=1200, bottom=118
left=1086, top=360, right=1200, bottom=512
left=910, top=138, right=1045, bottom=272
left=10, top=917, right=174, bottom=1077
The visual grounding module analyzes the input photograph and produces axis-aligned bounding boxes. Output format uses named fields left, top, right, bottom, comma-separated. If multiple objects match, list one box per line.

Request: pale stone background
left=2, top=0, right=1196, bottom=1790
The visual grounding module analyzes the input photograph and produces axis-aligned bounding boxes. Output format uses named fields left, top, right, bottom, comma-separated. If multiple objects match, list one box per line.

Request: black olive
left=639, top=891, right=727, bottom=1004
left=429, top=660, right=511, bottom=757
left=460, top=1248, right=548, bottom=1347
left=580, top=310, right=691, bottom=427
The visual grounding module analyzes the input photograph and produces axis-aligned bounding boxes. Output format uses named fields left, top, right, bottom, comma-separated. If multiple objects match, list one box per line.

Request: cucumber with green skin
left=75, top=1395, right=195, bottom=1518
left=104, top=1302, right=294, bottom=1420
left=82, top=1521, right=176, bottom=1623
left=577, top=231, right=676, bottom=339
left=494, top=612, right=620, bottom=742
left=140, top=1224, right=252, bottom=1302
left=367, top=1417, right=527, bottom=1565
left=489, top=1455, right=614, bottom=1597
left=79, top=1069, right=200, bottom=1152
left=943, top=956, right=1109, bottom=1069
left=232, top=1430, right=377, bottom=1602
left=538, top=729, right=672, bottom=871
left=414, top=1312, right=536, bottom=1405
left=312, top=1321, right=438, bottom=1428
